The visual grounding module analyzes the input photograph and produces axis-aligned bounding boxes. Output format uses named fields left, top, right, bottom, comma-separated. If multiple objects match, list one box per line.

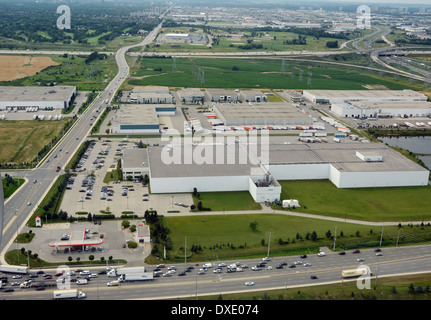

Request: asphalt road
left=1, top=245, right=431, bottom=300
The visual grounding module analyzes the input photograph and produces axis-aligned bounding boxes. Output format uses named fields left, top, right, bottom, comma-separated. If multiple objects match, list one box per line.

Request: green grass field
left=278, top=180, right=431, bottom=222
left=0, top=120, right=68, bottom=164
left=161, top=214, right=431, bottom=263
left=192, top=191, right=262, bottom=211
left=127, top=57, right=422, bottom=91
left=0, top=54, right=118, bottom=91
left=185, top=273, right=431, bottom=300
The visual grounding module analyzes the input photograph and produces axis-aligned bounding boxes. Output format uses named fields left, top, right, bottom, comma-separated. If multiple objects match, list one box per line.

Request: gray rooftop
left=0, top=86, right=76, bottom=102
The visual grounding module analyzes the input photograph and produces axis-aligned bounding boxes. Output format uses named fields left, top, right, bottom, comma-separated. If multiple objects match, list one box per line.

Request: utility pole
left=267, top=232, right=271, bottom=258
left=333, top=225, right=337, bottom=251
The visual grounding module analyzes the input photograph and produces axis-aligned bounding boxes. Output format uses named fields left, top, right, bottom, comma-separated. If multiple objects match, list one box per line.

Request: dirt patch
left=362, top=84, right=389, bottom=90
left=0, top=55, right=60, bottom=81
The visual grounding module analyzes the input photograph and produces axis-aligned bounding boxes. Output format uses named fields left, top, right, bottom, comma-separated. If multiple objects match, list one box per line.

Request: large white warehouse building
left=144, top=137, right=429, bottom=202
left=0, top=86, right=76, bottom=110
left=303, top=89, right=428, bottom=104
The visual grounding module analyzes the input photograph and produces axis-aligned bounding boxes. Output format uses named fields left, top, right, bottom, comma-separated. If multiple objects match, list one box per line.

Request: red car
left=352, top=249, right=361, bottom=254
left=55, top=272, right=64, bottom=277
left=56, top=166, right=61, bottom=172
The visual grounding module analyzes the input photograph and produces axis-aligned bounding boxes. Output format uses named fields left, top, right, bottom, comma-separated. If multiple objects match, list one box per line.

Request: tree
left=326, top=230, right=332, bottom=239
left=193, top=187, right=197, bottom=196
left=89, top=255, right=94, bottom=261
left=197, top=201, right=203, bottom=211
left=249, top=221, right=259, bottom=232
left=311, top=231, right=318, bottom=241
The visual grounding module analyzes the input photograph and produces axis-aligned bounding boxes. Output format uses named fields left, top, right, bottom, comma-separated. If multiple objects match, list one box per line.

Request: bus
left=341, top=268, right=372, bottom=279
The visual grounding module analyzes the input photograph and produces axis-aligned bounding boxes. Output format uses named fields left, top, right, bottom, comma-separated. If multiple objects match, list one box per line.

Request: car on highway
left=317, top=252, right=326, bottom=257
left=300, top=254, right=307, bottom=258
left=357, top=258, right=365, bottom=262
left=27, top=202, right=31, bottom=206
left=304, top=263, right=311, bottom=267
left=338, top=251, right=346, bottom=255
left=311, top=275, right=318, bottom=280
left=376, top=252, right=383, bottom=256
left=245, top=281, right=254, bottom=286
left=251, top=266, right=261, bottom=271
left=352, top=249, right=361, bottom=254
left=294, top=260, right=303, bottom=265
left=12, top=275, right=22, bottom=279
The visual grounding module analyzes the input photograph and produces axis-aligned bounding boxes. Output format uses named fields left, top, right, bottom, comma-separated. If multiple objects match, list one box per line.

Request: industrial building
left=111, top=104, right=176, bottom=135
left=331, top=100, right=431, bottom=119
left=130, top=92, right=173, bottom=104
left=213, top=102, right=313, bottom=126
left=177, top=88, right=205, bottom=104
left=0, top=86, right=76, bottom=110
left=265, top=142, right=429, bottom=188
left=121, top=148, right=149, bottom=180
left=303, top=89, right=428, bottom=104
left=205, top=89, right=240, bottom=102
left=148, top=143, right=282, bottom=202
left=239, top=90, right=267, bottom=102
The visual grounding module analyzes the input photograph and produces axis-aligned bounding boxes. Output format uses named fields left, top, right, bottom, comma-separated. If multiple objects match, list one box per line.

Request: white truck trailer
left=118, top=272, right=153, bottom=282
left=107, top=266, right=146, bottom=277
left=0, top=265, right=29, bottom=274
left=53, top=289, right=86, bottom=300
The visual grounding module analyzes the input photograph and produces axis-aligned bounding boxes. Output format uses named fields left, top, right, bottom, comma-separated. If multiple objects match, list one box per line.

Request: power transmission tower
left=307, top=71, right=312, bottom=87
left=200, top=70, right=205, bottom=86
left=172, top=57, right=177, bottom=71
left=281, top=59, right=286, bottom=76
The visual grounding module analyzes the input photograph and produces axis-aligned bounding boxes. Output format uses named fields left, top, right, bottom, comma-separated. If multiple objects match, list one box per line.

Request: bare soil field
left=0, top=55, right=60, bottom=81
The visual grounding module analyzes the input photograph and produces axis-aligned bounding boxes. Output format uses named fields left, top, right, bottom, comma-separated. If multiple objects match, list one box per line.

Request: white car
left=294, top=260, right=303, bottom=265
left=304, top=263, right=311, bottom=267
left=12, top=275, right=22, bottom=279
left=89, top=274, right=98, bottom=278
left=252, top=266, right=261, bottom=271
left=357, top=258, right=365, bottom=262
left=245, top=281, right=254, bottom=286
left=79, top=270, right=90, bottom=275
left=317, top=252, right=326, bottom=257
left=213, top=268, right=222, bottom=273
left=265, top=266, right=273, bottom=270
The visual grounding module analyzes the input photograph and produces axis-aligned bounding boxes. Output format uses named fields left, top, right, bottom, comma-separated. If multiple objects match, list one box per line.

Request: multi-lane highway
left=1, top=245, right=431, bottom=300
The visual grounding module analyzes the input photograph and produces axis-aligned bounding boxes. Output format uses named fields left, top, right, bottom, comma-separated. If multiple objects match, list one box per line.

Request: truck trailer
left=0, top=265, right=29, bottom=274
left=107, top=266, right=146, bottom=277
left=53, top=289, right=86, bottom=300
left=118, top=272, right=153, bottom=282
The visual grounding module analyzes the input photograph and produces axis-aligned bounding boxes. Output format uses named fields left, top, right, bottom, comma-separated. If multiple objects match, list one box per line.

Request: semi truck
left=107, top=266, right=146, bottom=277
left=0, top=265, right=29, bottom=274
left=53, top=289, right=86, bottom=300
left=117, top=272, right=153, bottom=282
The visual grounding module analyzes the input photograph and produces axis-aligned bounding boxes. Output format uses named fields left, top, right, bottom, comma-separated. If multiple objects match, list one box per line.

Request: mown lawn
left=278, top=180, right=431, bottom=222
left=192, top=191, right=261, bottom=212
left=162, top=214, right=431, bottom=262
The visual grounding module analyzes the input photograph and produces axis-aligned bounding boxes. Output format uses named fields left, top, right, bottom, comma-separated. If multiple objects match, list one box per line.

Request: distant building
left=121, top=148, right=149, bottom=180
left=177, top=88, right=205, bottom=104
left=303, top=89, right=427, bottom=104
left=0, top=86, right=76, bottom=110
left=205, top=89, right=239, bottom=102
left=239, top=90, right=267, bottom=102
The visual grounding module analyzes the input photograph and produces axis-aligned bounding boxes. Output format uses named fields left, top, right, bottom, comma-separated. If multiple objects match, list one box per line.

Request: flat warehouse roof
left=149, top=145, right=265, bottom=178
left=268, top=142, right=428, bottom=173
left=0, top=86, right=76, bottom=102
left=122, top=148, right=148, bottom=169
left=214, top=102, right=312, bottom=124
left=348, top=101, right=431, bottom=110
left=304, top=89, right=427, bottom=100
left=113, top=104, right=159, bottom=126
